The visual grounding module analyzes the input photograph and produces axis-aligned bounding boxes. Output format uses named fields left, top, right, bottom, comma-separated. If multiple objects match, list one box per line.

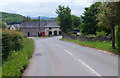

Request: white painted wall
left=45, top=27, right=60, bottom=36
left=10, top=25, right=17, bottom=30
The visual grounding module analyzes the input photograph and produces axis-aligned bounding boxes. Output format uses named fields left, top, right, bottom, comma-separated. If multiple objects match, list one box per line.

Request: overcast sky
left=0, top=0, right=94, bottom=17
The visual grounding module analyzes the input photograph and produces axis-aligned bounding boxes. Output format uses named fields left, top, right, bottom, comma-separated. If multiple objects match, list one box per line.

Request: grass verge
left=2, top=38, right=34, bottom=77
left=61, top=39, right=120, bottom=55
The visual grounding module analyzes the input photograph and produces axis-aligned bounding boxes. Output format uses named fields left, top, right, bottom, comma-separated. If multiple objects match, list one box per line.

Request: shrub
left=2, top=38, right=34, bottom=77
left=0, top=22, right=7, bottom=28
left=96, top=31, right=106, bottom=37
left=2, top=30, right=24, bottom=61
left=85, top=34, right=96, bottom=37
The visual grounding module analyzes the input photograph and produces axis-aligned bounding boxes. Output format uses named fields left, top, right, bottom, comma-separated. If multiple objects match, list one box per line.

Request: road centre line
left=78, top=59, right=102, bottom=77
left=56, top=44, right=62, bottom=48
left=64, top=49, right=73, bottom=56
left=56, top=44, right=101, bottom=77
left=56, top=44, right=73, bottom=56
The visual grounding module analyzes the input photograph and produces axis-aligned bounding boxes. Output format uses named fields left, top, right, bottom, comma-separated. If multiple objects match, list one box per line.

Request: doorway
left=49, top=31, right=52, bottom=36
left=27, top=32, right=30, bottom=37
left=54, top=31, right=57, bottom=36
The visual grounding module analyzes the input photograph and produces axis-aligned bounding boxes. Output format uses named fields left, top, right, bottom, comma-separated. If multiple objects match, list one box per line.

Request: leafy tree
left=115, top=2, right=120, bottom=49
left=97, top=2, right=119, bottom=49
left=80, top=2, right=101, bottom=35
left=23, top=16, right=31, bottom=22
left=0, top=21, right=7, bottom=28
left=71, top=15, right=81, bottom=30
left=56, top=5, right=72, bottom=34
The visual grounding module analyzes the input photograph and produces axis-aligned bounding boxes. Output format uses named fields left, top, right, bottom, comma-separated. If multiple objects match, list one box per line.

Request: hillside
left=31, top=16, right=55, bottom=21
left=0, top=12, right=25, bottom=25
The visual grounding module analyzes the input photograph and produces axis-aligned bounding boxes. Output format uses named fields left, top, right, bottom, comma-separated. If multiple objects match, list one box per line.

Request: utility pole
left=38, top=16, right=40, bottom=29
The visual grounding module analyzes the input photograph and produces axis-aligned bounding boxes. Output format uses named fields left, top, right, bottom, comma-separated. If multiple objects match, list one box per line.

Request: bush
left=2, top=30, right=24, bottom=61
left=0, top=22, right=7, bottom=28
left=2, top=38, right=34, bottom=77
left=85, top=34, right=96, bottom=37
left=96, top=31, right=106, bottom=37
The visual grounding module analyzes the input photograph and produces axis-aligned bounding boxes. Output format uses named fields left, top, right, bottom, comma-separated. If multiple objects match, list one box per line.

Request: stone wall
left=62, top=34, right=111, bottom=42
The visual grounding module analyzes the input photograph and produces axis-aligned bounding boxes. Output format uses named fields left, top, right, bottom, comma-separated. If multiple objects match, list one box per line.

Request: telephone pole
left=38, top=16, right=40, bottom=29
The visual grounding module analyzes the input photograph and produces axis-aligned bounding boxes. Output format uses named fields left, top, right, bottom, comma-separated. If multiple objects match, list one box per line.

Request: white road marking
left=56, top=44, right=73, bottom=56
left=78, top=59, right=102, bottom=77
left=72, top=56, right=78, bottom=61
left=56, top=44, right=62, bottom=48
left=55, top=44, right=102, bottom=77
left=64, top=50, right=73, bottom=56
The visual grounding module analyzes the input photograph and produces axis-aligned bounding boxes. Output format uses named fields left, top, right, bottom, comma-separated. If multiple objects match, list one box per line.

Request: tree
left=0, top=21, right=7, bottom=28
left=97, top=2, right=119, bottom=49
left=56, top=5, right=72, bottom=34
left=80, top=2, right=101, bottom=35
left=71, top=15, right=81, bottom=30
left=1, top=12, right=24, bottom=25
left=115, top=2, right=120, bottom=49
left=23, top=16, right=31, bottom=22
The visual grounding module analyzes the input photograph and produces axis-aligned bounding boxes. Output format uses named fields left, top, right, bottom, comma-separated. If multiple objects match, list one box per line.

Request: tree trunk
left=112, top=25, right=115, bottom=49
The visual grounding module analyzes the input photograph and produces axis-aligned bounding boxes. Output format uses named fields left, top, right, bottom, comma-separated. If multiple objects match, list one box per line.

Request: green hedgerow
left=2, top=38, right=34, bottom=77
left=2, top=29, right=24, bottom=61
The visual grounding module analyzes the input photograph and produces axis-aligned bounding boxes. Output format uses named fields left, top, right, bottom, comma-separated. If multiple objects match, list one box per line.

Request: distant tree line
left=1, top=12, right=25, bottom=25
left=56, top=2, right=120, bottom=49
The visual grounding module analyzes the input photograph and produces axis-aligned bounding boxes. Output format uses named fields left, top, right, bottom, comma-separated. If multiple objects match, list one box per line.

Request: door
left=27, top=32, right=30, bottom=37
left=54, top=31, right=57, bottom=36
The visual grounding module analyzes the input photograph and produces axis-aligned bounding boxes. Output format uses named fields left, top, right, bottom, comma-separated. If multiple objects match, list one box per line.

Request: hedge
left=2, top=29, right=24, bottom=61
left=2, top=38, right=34, bottom=77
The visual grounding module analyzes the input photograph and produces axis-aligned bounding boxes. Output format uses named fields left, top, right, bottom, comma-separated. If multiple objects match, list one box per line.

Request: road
left=23, top=36, right=118, bottom=76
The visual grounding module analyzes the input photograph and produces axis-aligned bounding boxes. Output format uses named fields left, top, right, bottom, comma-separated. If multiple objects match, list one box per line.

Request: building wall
left=45, top=27, right=60, bottom=36
left=21, top=27, right=60, bottom=37
left=21, top=27, right=45, bottom=37
left=10, top=25, right=16, bottom=30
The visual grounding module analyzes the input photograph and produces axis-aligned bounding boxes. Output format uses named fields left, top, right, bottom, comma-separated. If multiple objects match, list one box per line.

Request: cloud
left=0, top=0, right=93, bottom=17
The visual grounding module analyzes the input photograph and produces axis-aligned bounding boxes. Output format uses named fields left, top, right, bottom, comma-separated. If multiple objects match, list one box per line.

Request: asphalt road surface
left=23, top=36, right=118, bottom=76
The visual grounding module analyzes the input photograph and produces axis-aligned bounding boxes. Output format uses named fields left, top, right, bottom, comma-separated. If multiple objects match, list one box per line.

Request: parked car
left=72, top=29, right=80, bottom=35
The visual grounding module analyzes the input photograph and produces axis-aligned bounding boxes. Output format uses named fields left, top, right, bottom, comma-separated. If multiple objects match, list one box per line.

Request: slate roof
left=45, top=21, right=59, bottom=27
left=19, top=20, right=59, bottom=28
left=13, top=24, right=21, bottom=28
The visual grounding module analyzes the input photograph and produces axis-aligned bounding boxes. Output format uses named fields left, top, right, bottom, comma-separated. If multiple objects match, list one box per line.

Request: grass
left=2, top=38, right=34, bottom=77
left=0, top=67, right=1, bottom=78
left=61, top=39, right=120, bottom=55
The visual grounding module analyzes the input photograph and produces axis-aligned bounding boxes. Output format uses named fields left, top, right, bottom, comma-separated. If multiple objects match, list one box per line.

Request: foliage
left=116, top=26, right=120, bottom=49
left=96, top=31, right=106, bottom=37
left=56, top=5, right=72, bottom=33
left=0, top=12, right=25, bottom=25
left=80, top=2, right=101, bottom=35
left=2, top=30, right=24, bottom=61
left=71, top=15, right=81, bottom=30
left=0, top=21, right=7, bottom=28
left=61, top=39, right=120, bottom=55
left=30, top=19, right=39, bottom=21
left=115, top=2, right=120, bottom=49
left=2, top=38, right=34, bottom=77
left=85, top=34, right=96, bottom=37
left=97, top=2, right=120, bottom=49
